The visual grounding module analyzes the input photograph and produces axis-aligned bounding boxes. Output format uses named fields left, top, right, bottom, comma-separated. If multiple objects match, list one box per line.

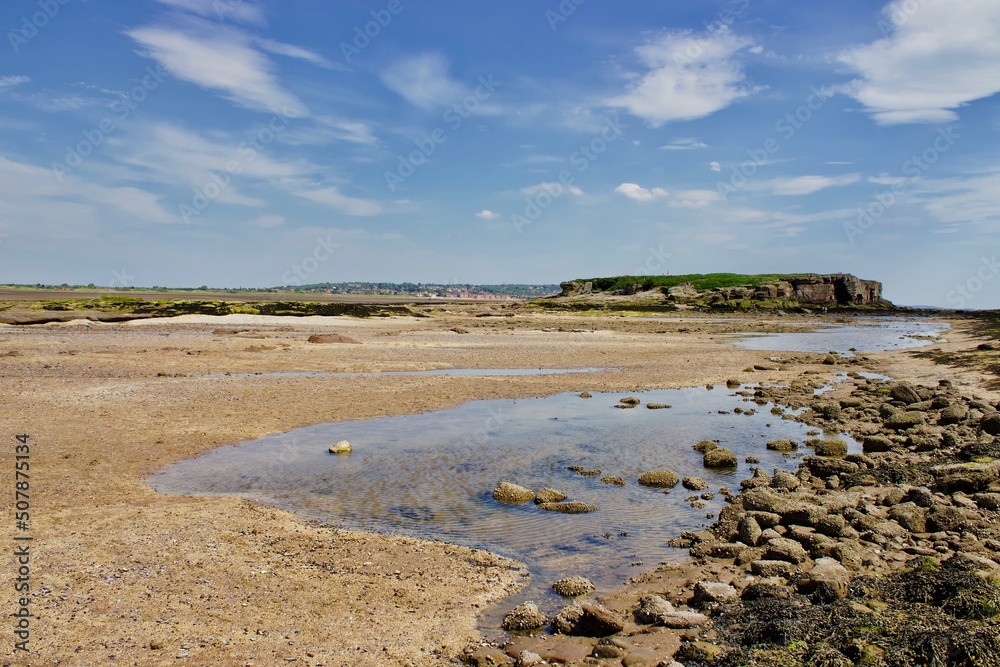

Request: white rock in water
left=329, top=440, right=352, bottom=454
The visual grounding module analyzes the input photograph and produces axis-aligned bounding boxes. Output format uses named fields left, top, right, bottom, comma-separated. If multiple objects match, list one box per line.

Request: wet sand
left=0, top=308, right=990, bottom=666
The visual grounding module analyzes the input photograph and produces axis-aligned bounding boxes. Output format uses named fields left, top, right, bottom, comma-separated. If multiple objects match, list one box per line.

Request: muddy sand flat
left=0, top=309, right=990, bottom=666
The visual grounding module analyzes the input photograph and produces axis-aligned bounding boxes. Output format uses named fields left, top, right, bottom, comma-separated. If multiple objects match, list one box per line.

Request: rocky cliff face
left=560, top=274, right=887, bottom=307
left=703, top=274, right=883, bottom=306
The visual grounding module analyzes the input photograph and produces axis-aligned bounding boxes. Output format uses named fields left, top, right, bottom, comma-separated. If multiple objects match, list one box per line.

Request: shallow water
left=203, top=367, right=607, bottom=379
left=734, top=318, right=948, bottom=355
left=149, top=384, right=857, bottom=616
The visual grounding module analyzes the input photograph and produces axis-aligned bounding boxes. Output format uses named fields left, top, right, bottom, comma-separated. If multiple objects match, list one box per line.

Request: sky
left=0, top=0, right=999, bottom=307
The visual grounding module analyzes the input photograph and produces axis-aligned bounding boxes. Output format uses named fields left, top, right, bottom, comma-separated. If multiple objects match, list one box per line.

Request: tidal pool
left=204, top=367, right=607, bottom=379
left=149, top=383, right=857, bottom=614
left=735, top=317, right=948, bottom=355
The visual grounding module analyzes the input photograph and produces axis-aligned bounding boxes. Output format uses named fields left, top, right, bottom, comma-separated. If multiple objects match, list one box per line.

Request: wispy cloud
left=911, top=166, right=1000, bottom=226
left=154, top=0, right=267, bottom=26
left=248, top=213, right=285, bottom=228
left=768, top=174, right=861, bottom=196
left=659, top=137, right=707, bottom=150
left=0, top=76, right=30, bottom=90
left=837, top=0, right=1000, bottom=124
left=615, top=182, right=668, bottom=201
left=0, top=155, right=173, bottom=229
left=522, top=182, right=584, bottom=197
left=380, top=53, right=465, bottom=110
left=669, top=189, right=723, bottom=208
left=127, top=18, right=309, bottom=116
left=255, top=37, right=345, bottom=70
left=292, top=186, right=381, bottom=217
left=608, top=27, right=755, bottom=126
left=111, top=122, right=380, bottom=216
left=475, top=209, right=500, bottom=220
left=280, top=116, right=379, bottom=147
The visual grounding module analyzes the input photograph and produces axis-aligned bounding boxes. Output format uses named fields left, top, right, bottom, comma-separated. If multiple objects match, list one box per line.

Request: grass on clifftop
left=574, top=273, right=814, bottom=293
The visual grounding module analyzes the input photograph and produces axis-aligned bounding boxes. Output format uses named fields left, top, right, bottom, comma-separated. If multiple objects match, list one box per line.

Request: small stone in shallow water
left=534, top=488, right=567, bottom=504
left=693, top=440, right=718, bottom=453
left=814, top=438, right=848, bottom=457
left=501, top=602, right=547, bottom=632
left=682, top=476, right=709, bottom=490
left=704, top=448, right=737, bottom=469
left=492, top=482, right=535, bottom=504
left=538, top=501, right=598, bottom=514
left=600, top=475, right=626, bottom=486
left=328, top=440, right=352, bottom=455
left=638, top=470, right=680, bottom=488
left=552, top=576, right=596, bottom=598
left=579, top=391, right=592, bottom=399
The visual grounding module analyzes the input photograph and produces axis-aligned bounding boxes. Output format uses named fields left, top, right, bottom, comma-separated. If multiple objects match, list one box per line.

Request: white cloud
left=154, top=0, right=267, bottom=26
left=0, top=76, right=29, bottom=90
left=521, top=182, right=585, bottom=197
left=0, top=155, right=173, bottom=232
left=837, top=0, right=1000, bottom=124
left=868, top=174, right=907, bottom=186
left=127, top=19, right=308, bottom=116
left=607, top=27, right=754, bottom=126
left=249, top=213, right=285, bottom=228
left=669, top=189, right=723, bottom=208
left=769, top=174, right=861, bottom=196
left=293, top=187, right=381, bottom=217
left=380, top=53, right=465, bottom=110
left=911, top=167, right=1000, bottom=225
left=111, top=123, right=380, bottom=216
left=475, top=209, right=500, bottom=220
left=659, top=137, right=708, bottom=150
left=615, top=183, right=668, bottom=201
left=698, top=232, right=737, bottom=243
left=281, top=116, right=379, bottom=147
left=710, top=161, right=722, bottom=172
left=255, top=37, right=344, bottom=70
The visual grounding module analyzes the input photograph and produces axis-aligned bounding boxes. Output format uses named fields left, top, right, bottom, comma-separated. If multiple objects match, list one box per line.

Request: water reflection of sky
left=735, top=318, right=949, bottom=355
left=150, top=383, right=858, bottom=616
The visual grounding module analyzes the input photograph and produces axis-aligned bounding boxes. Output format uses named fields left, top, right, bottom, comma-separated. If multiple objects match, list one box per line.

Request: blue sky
left=1, top=0, right=999, bottom=307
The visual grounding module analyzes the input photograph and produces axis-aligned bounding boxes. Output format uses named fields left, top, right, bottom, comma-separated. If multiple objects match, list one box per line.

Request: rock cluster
left=489, top=369, right=1000, bottom=666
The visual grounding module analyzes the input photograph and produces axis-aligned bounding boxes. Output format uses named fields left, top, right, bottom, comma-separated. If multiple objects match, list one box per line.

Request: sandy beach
left=0, top=308, right=994, bottom=666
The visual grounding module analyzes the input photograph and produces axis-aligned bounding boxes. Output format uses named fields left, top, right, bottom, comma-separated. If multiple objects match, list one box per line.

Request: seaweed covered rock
left=694, top=440, right=719, bottom=453
left=502, top=602, right=547, bottom=632
left=890, top=383, right=922, bottom=405
left=534, top=488, right=567, bottom=504
left=704, top=448, right=738, bottom=469
left=764, top=537, right=809, bottom=564
left=814, top=439, right=848, bottom=457
left=766, top=439, right=798, bottom=451
left=552, top=576, right=596, bottom=598
left=740, top=468, right=771, bottom=489
left=492, top=482, right=536, bottom=504
left=538, top=501, right=597, bottom=514
left=638, top=469, right=680, bottom=488
left=885, top=411, right=926, bottom=430
left=683, top=476, right=710, bottom=490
